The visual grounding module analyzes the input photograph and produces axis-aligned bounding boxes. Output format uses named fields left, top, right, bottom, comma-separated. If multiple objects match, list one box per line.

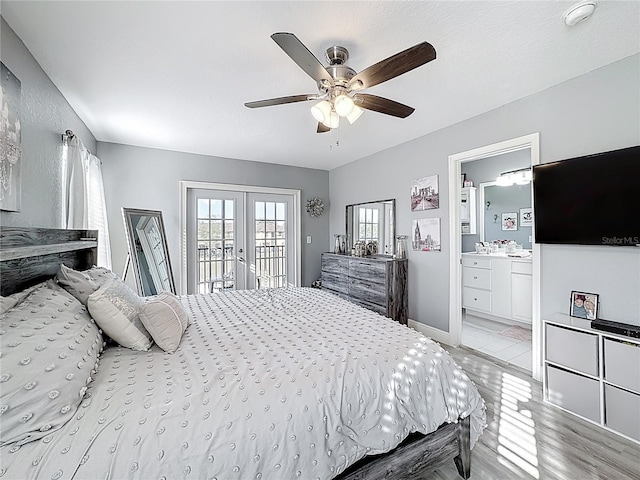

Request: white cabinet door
left=512, top=272, right=532, bottom=323
left=491, top=260, right=512, bottom=318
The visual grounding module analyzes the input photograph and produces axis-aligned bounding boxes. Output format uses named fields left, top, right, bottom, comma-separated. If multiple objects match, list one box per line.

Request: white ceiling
left=3, top=1, right=639, bottom=170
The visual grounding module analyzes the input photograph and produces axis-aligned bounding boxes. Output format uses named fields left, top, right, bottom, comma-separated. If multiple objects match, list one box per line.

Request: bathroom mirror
left=345, top=199, right=395, bottom=255
left=479, top=182, right=533, bottom=249
left=122, top=207, right=176, bottom=296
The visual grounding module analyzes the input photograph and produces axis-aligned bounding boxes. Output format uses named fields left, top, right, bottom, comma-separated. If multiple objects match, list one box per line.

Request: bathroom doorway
left=463, top=178, right=533, bottom=373
left=448, top=133, right=542, bottom=380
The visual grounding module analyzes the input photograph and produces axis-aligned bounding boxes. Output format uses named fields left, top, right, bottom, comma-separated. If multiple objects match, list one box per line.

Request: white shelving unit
left=461, top=187, right=476, bottom=235
left=543, top=313, right=640, bottom=443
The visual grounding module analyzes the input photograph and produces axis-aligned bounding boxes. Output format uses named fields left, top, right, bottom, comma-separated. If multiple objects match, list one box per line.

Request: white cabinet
left=462, top=256, right=491, bottom=313
left=462, top=254, right=532, bottom=324
left=461, top=187, right=476, bottom=235
left=543, top=314, right=640, bottom=443
left=511, top=261, right=533, bottom=322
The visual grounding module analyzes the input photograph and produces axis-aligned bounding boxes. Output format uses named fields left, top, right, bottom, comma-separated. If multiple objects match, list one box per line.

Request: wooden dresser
left=321, top=252, right=408, bottom=324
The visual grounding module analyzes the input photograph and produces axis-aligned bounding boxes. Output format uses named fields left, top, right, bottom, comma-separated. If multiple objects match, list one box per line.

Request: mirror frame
left=345, top=199, right=396, bottom=256
left=122, top=207, right=176, bottom=296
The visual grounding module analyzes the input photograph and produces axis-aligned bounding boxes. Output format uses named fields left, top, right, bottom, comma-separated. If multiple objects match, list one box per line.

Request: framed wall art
left=502, top=213, right=518, bottom=231
left=410, top=175, right=439, bottom=211
left=1, top=62, right=22, bottom=212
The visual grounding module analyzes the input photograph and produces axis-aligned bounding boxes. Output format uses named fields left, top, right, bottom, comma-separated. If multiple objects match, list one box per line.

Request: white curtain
left=64, top=135, right=112, bottom=269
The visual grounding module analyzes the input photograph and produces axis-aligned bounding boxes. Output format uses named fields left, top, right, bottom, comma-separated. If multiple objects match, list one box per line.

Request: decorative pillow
left=139, top=292, right=189, bottom=353
left=87, top=279, right=152, bottom=351
left=0, top=281, right=103, bottom=446
left=56, top=264, right=118, bottom=305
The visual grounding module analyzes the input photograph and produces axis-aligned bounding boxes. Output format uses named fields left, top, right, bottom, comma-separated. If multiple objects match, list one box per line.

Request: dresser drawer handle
left=474, top=297, right=478, bottom=301
left=473, top=276, right=478, bottom=280
left=473, top=261, right=478, bottom=265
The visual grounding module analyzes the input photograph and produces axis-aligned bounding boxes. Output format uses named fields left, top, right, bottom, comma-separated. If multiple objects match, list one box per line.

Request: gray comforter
left=1, top=287, right=485, bottom=480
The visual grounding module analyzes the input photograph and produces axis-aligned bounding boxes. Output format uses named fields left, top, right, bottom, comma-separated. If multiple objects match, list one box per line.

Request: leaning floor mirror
left=122, top=207, right=176, bottom=296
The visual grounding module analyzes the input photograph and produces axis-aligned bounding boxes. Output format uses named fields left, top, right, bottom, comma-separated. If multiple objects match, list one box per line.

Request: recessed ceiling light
left=563, top=1, right=597, bottom=26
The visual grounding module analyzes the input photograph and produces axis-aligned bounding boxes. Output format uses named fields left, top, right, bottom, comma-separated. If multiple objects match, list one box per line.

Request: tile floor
left=461, top=313, right=532, bottom=372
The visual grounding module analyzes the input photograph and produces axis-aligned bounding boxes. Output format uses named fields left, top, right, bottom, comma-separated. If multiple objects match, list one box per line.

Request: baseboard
left=408, top=319, right=452, bottom=346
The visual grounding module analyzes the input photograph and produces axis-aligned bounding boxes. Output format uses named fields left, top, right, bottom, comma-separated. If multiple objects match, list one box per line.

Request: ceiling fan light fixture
left=334, top=94, right=355, bottom=117
left=322, top=111, right=339, bottom=129
left=311, top=100, right=332, bottom=123
left=346, top=105, right=363, bottom=124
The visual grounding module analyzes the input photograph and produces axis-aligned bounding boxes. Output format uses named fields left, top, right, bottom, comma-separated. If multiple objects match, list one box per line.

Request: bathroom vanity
left=462, top=252, right=532, bottom=324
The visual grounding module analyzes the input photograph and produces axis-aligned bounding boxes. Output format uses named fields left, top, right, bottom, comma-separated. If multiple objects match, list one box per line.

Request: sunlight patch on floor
left=497, top=372, right=540, bottom=479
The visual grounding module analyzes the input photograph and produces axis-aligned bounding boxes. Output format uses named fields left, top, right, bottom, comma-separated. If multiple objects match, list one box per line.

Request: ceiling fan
left=245, top=33, right=436, bottom=133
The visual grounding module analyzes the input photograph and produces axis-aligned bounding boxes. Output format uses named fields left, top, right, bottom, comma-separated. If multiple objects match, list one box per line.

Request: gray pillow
left=139, top=292, right=189, bottom=353
left=56, top=264, right=118, bottom=305
left=87, top=279, right=152, bottom=351
left=0, top=281, right=103, bottom=446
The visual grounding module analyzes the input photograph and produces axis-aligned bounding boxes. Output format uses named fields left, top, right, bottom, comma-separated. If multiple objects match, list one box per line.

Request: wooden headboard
left=0, top=227, right=98, bottom=296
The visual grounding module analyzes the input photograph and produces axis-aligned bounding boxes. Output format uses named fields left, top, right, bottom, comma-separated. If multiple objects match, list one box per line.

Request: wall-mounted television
left=532, top=145, right=640, bottom=247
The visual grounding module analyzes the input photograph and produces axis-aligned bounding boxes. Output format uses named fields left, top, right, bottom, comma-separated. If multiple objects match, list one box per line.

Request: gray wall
left=330, top=54, right=640, bottom=330
left=0, top=17, right=96, bottom=228
left=461, top=149, right=531, bottom=252
left=98, top=142, right=330, bottom=289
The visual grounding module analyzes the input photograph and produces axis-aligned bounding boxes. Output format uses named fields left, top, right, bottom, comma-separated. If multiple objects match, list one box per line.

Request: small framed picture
left=502, top=213, right=518, bottom=231
left=570, top=291, right=599, bottom=320
left=520, top=208, right=533, bottom=227
left=461, top=173, right=466, bottom=188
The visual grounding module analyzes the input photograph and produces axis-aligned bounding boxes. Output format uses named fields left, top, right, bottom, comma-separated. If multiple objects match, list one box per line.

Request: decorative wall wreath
left=305, top=197, right=325, bottom=217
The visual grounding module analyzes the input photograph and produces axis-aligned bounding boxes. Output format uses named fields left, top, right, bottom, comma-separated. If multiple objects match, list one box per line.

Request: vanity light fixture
left=496, top=168, right=532, bottom=187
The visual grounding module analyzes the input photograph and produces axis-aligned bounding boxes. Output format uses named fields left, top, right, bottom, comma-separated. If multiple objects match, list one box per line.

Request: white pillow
left=56, top=264, right=118, bottom=305
left=87, top=279, right=152, bottom=351
left=139, top=292, right=189, bottom=354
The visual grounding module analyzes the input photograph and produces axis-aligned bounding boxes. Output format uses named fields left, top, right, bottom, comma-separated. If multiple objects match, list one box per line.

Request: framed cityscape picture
left=410, top=175, right=439, bottom=211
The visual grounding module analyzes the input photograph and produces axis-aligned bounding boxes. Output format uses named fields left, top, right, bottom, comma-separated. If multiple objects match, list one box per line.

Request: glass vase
left=395, top=235, right=408, bottom=259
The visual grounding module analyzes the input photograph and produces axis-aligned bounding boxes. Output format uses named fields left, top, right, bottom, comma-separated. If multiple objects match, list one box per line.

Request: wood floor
left=430, top=346, right=640, bottom=480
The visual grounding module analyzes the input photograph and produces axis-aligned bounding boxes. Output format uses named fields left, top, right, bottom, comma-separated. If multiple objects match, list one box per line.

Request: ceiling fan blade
left=317, top=122, right=330, bottom=133
left=244, top=94, right=317, bottom=109
left=349, top=42, right=436, bottom=90
left=354, top=94, right=415, bottom=118
left=271, top=32, right=334, bottom=85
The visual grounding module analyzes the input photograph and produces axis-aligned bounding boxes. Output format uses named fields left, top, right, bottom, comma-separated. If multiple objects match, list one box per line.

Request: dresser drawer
left=462, top=257, right=491, bottom=269
left=604, top=338, right=640, bottom=393
left=349, top=296, right=387, bottom=317
left=321, top=254, right=348, bottom=275
left=349, top=277, right=386, bottom=307
left=546, top=324, right=598, bottom=376
left=348, top=259, right=386, bottom=283
left=321, top=271, right=348, bottom=295
left=463, top=266, right=491, bottom=290
left=462, top=287, right=491, bottom=312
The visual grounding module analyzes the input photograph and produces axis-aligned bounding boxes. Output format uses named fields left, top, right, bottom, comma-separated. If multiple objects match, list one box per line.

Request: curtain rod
left=61, top=129, right=99, bottom=162
left=61, top=129, right=75, bottom=141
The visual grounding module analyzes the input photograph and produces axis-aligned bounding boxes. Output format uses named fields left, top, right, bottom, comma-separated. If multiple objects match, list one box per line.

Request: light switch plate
left=306, top=236, right=312, bottom=244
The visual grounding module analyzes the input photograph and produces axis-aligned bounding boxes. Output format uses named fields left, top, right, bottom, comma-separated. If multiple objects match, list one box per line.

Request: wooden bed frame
left=0, top=226, right=472, bottom=479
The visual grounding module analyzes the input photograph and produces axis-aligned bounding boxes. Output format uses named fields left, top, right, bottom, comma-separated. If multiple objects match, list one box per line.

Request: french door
left=185, top=185, right=298, bottom=294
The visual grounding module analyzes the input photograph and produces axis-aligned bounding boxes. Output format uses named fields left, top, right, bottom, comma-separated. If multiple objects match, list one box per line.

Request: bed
left=0, top=227, right=485, bottom=479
